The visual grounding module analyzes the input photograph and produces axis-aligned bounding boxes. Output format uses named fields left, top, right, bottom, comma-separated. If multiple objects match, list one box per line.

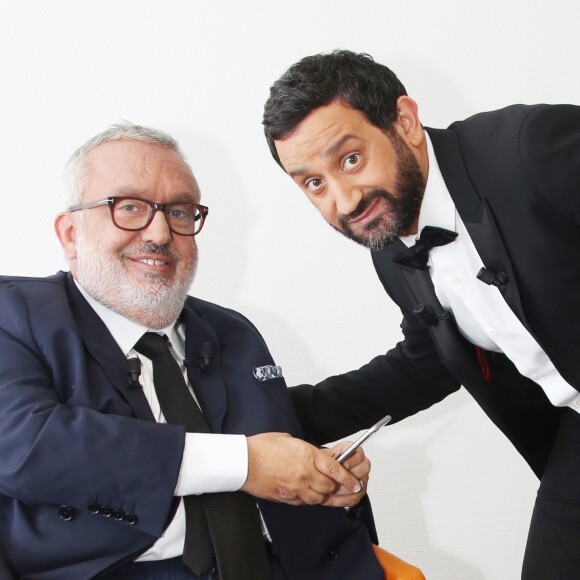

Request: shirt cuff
left=176, top=433, right=248, bottom=495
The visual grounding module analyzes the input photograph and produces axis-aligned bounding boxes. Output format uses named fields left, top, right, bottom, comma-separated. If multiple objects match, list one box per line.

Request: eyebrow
left=110, top=187, right=147, bottom=197
left=322, top=133, right=358, bottom=159
left=109, top=187, right=198, bottom=202
left=287, top=134, right=359, bottom=178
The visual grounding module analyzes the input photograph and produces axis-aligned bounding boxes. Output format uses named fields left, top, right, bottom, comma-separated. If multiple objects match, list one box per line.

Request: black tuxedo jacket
left=0, top=272, right=382, bottom=580
left=292, top=104, right=580, bottom=478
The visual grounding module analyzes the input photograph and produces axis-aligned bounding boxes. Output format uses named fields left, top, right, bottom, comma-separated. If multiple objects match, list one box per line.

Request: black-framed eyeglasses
left=68, top=197, right=209, bottom=236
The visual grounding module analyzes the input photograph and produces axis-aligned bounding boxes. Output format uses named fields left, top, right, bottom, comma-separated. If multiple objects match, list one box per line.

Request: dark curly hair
left=263, top=50, right=407, bottom=167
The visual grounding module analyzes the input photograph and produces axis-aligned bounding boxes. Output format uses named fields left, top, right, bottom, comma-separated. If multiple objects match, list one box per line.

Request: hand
left=241, top=433, right=362, bottom=506
left=323, top=441, right=371, bottom=507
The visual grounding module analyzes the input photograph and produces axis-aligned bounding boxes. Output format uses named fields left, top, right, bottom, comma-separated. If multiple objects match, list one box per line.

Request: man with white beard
left=0, top=123, right=383, bottom=580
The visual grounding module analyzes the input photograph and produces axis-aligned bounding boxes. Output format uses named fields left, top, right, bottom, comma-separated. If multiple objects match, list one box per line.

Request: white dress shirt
left=76, top=282, right=247, bottom=560
left=400, top=133, right=580, bottom=412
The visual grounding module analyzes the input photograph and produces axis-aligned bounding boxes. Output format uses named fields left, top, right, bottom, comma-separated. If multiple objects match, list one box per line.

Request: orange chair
left=372, top=545, right=426, bottom=580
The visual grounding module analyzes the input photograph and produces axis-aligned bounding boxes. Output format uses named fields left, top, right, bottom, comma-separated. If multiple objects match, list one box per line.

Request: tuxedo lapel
left=462, top=202, right=527, bottom=321
left=64, top=274, right=155, bottom=421
left=181, top=303, right=227, bottom=433
left=427, top=127, right=528, bottom=326
left=373, top=238, right=494, bottom=389
left=399, top=264, right=486, bottom=388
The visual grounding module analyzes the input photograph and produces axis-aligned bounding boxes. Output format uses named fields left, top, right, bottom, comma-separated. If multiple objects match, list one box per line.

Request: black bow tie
left=392, top=226, right=458, bottom=269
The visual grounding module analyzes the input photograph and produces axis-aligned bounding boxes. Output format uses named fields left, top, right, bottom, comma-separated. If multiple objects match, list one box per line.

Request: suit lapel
left=373, top=245, right=487, bottom=389
left=64, top=274, right=155, bottom=421
left=398, top=264, right=486, bottom=387
left=427, top=127, right=528, bottom=325
left=181, top=302, right=227, bottom=433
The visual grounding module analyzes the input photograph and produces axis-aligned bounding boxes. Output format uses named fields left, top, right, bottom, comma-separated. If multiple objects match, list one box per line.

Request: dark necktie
left=134, top=332, right=271, bottom=580
left=392, top=226, right=458, bottom=269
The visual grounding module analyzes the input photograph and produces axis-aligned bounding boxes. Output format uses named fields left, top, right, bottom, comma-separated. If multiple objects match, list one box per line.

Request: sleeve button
left=57, top=505, right=74, bottom=521
left=87, top=503, right=101, bottom=514
left=112, top=509, right=125, bottom=521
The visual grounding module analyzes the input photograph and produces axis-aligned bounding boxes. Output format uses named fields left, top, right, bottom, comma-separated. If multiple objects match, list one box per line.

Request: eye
left=167, top=203, right=198, bottom=224
left=342, top=153, right=361, bottom=171
left=168, top=207, right=188, bottom=219
left=116, top=202, right=145, bottom=214
left=304, top=177, right=324, bottom=194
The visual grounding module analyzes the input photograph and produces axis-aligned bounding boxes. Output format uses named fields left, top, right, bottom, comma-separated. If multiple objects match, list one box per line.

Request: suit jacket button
left=58, top=505, right=74, bottom=521
left=87, top=503, right=101, bottom=514
left=329, top=548, right=339, bottom=560
left=101, top=506, right=113, bottom=518
left=124, top=512, right=138, bottom=525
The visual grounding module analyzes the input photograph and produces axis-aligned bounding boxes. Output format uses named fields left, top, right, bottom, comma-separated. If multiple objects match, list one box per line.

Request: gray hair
left=62, top=121, right=191, bottom=209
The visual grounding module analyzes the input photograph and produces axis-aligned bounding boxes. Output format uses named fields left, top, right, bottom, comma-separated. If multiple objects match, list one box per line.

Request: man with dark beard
left=0, top=123, right=385, bottom=580
left=263, top=50, right=580, bottom=579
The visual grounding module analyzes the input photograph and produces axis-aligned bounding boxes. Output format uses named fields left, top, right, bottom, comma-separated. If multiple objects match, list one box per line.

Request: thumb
left=314, top=450, right=362, bottom=493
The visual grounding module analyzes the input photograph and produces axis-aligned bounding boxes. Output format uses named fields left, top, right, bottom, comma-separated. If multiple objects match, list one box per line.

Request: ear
left=54, top=211, right=79, bottom=261
left=394, top=95, right=424, bottom=148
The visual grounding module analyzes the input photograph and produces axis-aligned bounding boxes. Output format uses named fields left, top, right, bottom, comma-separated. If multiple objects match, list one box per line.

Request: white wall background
left=1, top=1, right=578, bottom=577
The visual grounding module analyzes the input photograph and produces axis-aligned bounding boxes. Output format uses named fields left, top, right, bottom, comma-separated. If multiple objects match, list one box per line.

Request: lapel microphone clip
left=126, top=357, right=142, bottom=389
left=197, top=342, right=215, bottom=373
left=185, top=343, right=216, bottom=373
left=477, top=267, right=508, bottom=287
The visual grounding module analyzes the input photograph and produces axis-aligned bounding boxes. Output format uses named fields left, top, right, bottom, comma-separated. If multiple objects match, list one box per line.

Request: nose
left=332, top=181, right=363, bottom=217
left=141, top=208, right=173, bottom=245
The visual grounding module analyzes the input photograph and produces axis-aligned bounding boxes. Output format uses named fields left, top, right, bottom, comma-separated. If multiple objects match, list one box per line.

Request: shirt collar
left=400, top=131, right=456, bottom=247
left=74, top=279, right=184, bottom=357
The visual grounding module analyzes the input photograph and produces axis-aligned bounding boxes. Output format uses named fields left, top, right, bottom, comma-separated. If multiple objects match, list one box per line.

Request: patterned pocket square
left=253, top=365, right=283, bottom=382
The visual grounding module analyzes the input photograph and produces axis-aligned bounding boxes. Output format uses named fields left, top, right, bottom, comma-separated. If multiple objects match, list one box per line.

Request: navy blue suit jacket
left=0, top=271, right=382, bottom=580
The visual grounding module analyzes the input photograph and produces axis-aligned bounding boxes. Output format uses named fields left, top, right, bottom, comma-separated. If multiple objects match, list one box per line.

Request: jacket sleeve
left=290, top=308, right=460, bottom=445
left=0, top=279, right=184, bottom=538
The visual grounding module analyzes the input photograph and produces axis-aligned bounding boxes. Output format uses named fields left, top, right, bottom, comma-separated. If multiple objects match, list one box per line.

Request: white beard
left=74, top=228, right=197, bottom=329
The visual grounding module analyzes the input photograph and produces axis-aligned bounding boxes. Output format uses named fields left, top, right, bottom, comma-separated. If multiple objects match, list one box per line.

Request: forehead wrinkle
left=278, top=104, right=365, bottom=177
left=108, top=185, right=147, bottom=197
left=85, top=141, right=197, bottom=196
